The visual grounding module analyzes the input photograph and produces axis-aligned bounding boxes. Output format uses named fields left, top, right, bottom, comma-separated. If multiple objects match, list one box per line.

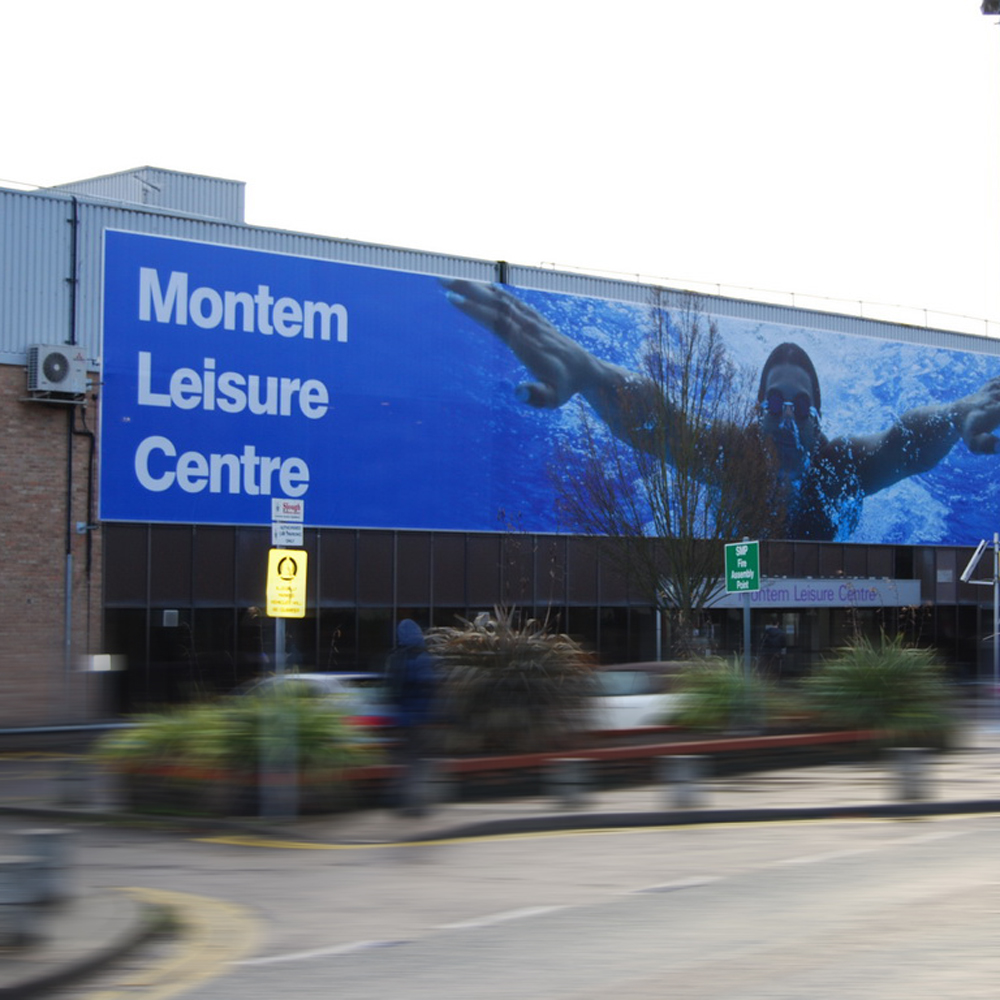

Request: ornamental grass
left=427, top=607, right=596, bottom=753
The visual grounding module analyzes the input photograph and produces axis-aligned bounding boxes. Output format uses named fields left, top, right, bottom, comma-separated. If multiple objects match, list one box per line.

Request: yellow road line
left=190, top=817, right=910, bottom=851
left=83, top=888, right=263, bottom=1000
left=195, top=811, right=1000, bottom=851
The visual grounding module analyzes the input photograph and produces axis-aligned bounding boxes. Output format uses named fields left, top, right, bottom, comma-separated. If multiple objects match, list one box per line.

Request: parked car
left=587, top=662, right=687, bottom=730
left=232, top=672, right=396, bottom=731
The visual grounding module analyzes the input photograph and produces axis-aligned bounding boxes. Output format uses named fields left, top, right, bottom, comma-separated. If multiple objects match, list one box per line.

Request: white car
left=233, top=672, right=395, bottom=730
left=587, top=663, right=686, bottom=730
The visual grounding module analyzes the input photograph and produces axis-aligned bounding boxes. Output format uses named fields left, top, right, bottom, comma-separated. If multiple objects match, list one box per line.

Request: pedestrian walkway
left=2, top=717, right=999, bottom=844
left=282, top=716, right=1000, bottom=844
left=0, top=717, right=998, bottom=998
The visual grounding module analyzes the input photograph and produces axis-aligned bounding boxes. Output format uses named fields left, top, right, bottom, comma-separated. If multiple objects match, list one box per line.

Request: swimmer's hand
left=442, top=279, right=604, bottom=408
left=954, top=377, right=1000, bottom=455
left=956, top=376, right=1000, bottom=455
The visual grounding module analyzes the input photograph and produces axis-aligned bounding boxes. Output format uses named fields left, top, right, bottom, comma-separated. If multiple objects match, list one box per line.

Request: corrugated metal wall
left=3, top=175, right=1000, bottom=368
left=0, top=191, right=75, bottom=363
left=506, top=263, right=1000, bottom=356
left=0, top=185, right=498, bottom=365
left=47, top=166, right=245, bottom=223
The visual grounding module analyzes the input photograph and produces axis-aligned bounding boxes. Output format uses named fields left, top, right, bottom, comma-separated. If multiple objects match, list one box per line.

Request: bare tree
left=553, top=293, right=784, bottom=655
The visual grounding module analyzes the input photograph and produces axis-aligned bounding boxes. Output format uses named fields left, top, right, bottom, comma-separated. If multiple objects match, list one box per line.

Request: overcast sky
left=3, top=1, right=999, bottom=332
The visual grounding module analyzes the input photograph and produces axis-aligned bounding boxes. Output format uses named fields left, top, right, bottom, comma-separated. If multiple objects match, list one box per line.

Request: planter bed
left=109, top=728, right=887, bottom=817
left=115, top=765, right=357, bottom=817
left=343, top=728, right=886, bottom=806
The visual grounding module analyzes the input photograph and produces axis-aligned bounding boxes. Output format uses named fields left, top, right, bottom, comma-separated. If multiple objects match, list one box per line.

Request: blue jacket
left=388, top=619, right=437, bottom=727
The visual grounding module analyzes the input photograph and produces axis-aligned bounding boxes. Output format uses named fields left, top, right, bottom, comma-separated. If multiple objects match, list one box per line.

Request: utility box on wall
left=26, top=344, right=87, bottom=397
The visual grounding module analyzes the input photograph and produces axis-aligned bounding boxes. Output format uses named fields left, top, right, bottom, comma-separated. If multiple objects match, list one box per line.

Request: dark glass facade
left=103, top=524, right=992, bottom=712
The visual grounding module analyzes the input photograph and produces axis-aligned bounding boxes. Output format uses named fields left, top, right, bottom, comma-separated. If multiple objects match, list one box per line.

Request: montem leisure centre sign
left=714, top=577, right=922, bottom=609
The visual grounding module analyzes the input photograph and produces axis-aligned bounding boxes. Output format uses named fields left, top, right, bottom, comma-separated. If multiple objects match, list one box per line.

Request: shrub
left=803, top=633, right=957, bottom=747
left=672, top=657, right=781, bottom=732
left=93, top=689, right=381, bottom=775
left=427, top=607, right=596, bottom=753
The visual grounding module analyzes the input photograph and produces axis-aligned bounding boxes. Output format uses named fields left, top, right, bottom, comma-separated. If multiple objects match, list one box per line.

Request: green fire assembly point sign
left=725, top=540, right=760, bottom=593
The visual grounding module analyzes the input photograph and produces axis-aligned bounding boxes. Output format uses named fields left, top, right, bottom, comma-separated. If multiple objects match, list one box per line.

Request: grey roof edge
left=2, top=179, right=998, bottom=351
left=43, top=164, right=246, bottom=190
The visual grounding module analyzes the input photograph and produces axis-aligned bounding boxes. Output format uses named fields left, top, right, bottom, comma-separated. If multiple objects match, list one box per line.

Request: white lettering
left=247, top=376, right=279, bottom=416
left=135, top=435, right=176, bottom=491
left=137, top=352, right=170, bottom=407
left=133, top=435, right=310, bottom=497
left=170, top=367, right=203, bottom=409
left=137, top=269, right=347, bottom=342
left=224, top=290, right=255, bottom=332
left=176, top=450, right=210, bottom=491
left=255, top=285, right=274, bottom=335
left=135, top=353, right=329, bottom=419
left=273, top=297, right=303, bottom=337
left=189, top=286, right=223, bottom=329
left=217, top=371, right=247, bottom=413
left=303, top=301, right=348, bottom=342
left=139, top=268, right=187, bottom=324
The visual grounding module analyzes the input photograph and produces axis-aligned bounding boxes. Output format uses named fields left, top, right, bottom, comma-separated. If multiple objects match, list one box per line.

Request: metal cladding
left=3, top=167, right=1000, bottom=369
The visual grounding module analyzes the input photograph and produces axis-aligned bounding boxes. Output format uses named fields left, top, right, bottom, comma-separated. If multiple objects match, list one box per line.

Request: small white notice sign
left=272, top=498, right=304, bottom=522
left=272, top=521, right=303, bottom=547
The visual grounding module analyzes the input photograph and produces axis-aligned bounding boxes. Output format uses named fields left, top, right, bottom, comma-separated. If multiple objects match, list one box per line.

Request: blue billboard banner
left=100, top=231, right=1000, bottom=543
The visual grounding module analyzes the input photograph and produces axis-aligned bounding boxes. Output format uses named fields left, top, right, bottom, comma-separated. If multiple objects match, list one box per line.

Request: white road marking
left=233, top=906, right=568, bottom=967
left=437, top=905, right=567, bottom=930
left=234, top=939, right=405, bottom=966
left=635, top=876, right=723, bottom=893
left=772, top=828, right=967, bottom=868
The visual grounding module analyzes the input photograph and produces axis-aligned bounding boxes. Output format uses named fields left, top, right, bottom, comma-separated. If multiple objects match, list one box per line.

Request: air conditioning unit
left=26, top=344, right=88, bottom=395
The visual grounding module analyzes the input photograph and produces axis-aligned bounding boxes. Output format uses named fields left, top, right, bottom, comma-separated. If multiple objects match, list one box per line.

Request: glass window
left=818, top=544, right=843, bottom=578
left=317, top=609, right=357, bottom=672
left=236, top=528, right=270, bottom=606
left=189, top=608, right=240, bottom=694
left=792, top=543, right=819, bottom=579
left=357, top=608, right=395, bottom=672
left=535, top=536, right=567, bottom=610
left=318, top=530, right=357, bottom=605
left=467, top=535, right=501, bottom=607
left=192, top=526, right=235, bottom=605
left=844, top=544, right=868, bottom=577
left=500, top=532, right=535, bottom=607
left=868, top=547, right=893, bottom=578
left=358, top=533, right=394, bottom=605
left=150, top=525, right=191, bottom=604
left=432, top=534, right=466, bottom=606
left=598, top=548, right=629, bottom=606
left=104, top=525, right=148, bottom=605
left=397, top=532, right=431, bottom=605
left=765, top=540, right=793, bottom=578
left=567, top=537, right=599, bottom=604
left=565, top=606, right=597, bottom=653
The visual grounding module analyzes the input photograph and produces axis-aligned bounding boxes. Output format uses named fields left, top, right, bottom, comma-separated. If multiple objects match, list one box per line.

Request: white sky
left=3, top=1, right=999, bottom=331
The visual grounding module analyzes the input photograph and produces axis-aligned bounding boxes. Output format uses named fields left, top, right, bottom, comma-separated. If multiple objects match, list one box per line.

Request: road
left=43, top=812, right=1000, bottom=999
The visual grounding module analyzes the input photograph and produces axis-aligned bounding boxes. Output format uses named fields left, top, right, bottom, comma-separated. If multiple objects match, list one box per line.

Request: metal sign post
left=725, top=540, right=760, bottom=678
left=959, top=533, right=1000, bottom=709
left=262, top=544, right=309, bottom=820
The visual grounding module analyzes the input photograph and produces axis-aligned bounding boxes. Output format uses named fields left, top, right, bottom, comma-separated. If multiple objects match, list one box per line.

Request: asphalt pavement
left=1, top=708, right=998, bottom=998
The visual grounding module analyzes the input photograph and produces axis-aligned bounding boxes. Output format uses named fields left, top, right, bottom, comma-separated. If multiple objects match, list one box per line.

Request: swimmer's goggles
left=760, top=390, right=818, bottom=422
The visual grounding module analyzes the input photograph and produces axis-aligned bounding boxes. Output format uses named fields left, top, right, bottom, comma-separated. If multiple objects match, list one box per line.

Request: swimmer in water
left=444, top=279, right=1000, bottom=540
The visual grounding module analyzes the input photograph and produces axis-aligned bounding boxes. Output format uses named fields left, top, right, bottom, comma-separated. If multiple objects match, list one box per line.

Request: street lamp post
left=960, top=534, right=1000, bottom=699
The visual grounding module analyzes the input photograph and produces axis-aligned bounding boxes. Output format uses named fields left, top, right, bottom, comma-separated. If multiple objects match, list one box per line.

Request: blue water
left=483, top=287, right=1000, bottom=546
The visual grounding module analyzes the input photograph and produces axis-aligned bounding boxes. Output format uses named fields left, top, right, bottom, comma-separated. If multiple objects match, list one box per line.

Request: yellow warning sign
left=266, top=548, right=308, bottom=618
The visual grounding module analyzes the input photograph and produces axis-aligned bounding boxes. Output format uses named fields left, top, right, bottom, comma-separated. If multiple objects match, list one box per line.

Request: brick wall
left=0, top=364, right=108, bottom=726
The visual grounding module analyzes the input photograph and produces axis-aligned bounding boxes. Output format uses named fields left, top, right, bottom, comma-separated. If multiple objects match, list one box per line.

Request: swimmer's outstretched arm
left=843, top=376, right=1000, bottom=494
left=443, top=279, right=661, bottom=443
